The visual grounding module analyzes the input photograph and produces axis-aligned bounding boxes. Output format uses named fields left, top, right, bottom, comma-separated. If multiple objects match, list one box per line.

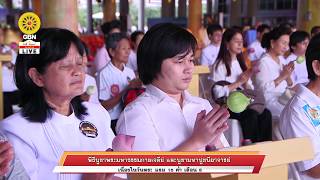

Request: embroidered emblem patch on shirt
left=303, top=104, right=320, bottom=127
left=111, top=84, right=120, bottom=96
left=79, top=121, right=98, bottom=138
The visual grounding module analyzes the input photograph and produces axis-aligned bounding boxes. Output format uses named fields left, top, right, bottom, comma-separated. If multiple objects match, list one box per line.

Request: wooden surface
left=188, top=66, right=210, bottom=96
left=130, top=137, right=313, bottom=180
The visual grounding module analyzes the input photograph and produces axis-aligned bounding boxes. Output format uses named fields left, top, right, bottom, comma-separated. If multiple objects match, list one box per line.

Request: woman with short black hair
left=0, top=28, right=120, bottom=180
left=117, top=23, right=230, bottom=151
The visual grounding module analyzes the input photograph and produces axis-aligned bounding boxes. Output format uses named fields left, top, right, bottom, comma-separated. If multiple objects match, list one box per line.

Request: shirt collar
left=145, top=84, right=203, bottom=105
left=296, top=84, right=320, bottom=107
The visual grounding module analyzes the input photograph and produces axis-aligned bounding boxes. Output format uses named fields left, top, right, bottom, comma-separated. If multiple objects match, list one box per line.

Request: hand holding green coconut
left=296, top=56, right=305, bottom=64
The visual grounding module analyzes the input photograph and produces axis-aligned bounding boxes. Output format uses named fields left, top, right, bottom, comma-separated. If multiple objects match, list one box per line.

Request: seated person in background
left=0, top=28, right=122, bottom=180
left=248, top=24, right=270, bottom=63
left=200, top=24, right=223, bottom=66
left=311, top=26, right=320, bottom=38
left=0, top=27, right=19, bottom=118
left=212, top=28, right=272, bottom=143
left=98, top=33, right=142, bottom=134
left=254, top=26, right=294, bottom=119
left=0, top=131, right=29, bottom=179
left=286, top=31, right=310, bottom=85
left=127, top=31, right=144, bottom=74
left=94, top=20, right=121, bottom=73
left=116, top=23, right=230, bottom=151
left=280, top=33, right=320, bottom=180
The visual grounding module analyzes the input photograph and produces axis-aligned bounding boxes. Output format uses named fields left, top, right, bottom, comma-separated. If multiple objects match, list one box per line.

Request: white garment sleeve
left=98, top=71, right=112, bottom=101
left=4, top=131, right=38, bottom=180
left=280, top=108, right=320, bottom=171
left=116, top=103, right=161, bottom=151
left=212, top=65, right=230, bottom=99
left=255, top=61, right=276, bottom=92
left=248, top=46, right=258, bottom=61
left=200, top=52, right=210, bottom=66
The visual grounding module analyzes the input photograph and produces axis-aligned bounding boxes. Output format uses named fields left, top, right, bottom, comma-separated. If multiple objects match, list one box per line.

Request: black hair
left=130, top=31, right=144, bottom=44
left=105, top=32, right=129, bottom=58
left=215, top=28, right=247, bottom=76
left=289, top=31, right=310, bottom=52
left=14, top=28, right=87, bottom=123
left=207, top=24, right=223, bottom=36
left=311, top=26, right=320, bottom=36
left=137, top=23, right=197, bottom=85
left=261, top=26, right=291, bottom=50
left=100, top=20, right=121, bottom=35
left=257, top=24, right=270, bottom=33
left=306, top=33, right=320, bottom=81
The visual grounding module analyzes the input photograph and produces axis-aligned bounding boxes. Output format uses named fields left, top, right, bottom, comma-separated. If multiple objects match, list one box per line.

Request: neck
left=111, top=60, right=124, bottom=71
left=212, top=42, right=220, bottom=47
left=268, top=50, right=280, bottom=63
left=152, top=81, right=184, bottom=107
left=230, top=52, right=237, bottom=61
left=307, top=80, right=320, bottom=97
left=44, top=92, right=71, bottom=116
left=293, top=51, right=304, bottom=57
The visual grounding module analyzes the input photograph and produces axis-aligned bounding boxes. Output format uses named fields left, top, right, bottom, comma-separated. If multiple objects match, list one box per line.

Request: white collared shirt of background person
left=286, top=53, right=309, bottom=85
left=98, top=61, right=135, bottom=120
left=280, top=84, right=320, bottom=180
left=0, top=102, right=115, bottom=180
left=254, top=53, right=288, bottom=119
left=116, top=84, right=229, bottom=151
left=212, top=58, right=254, bottom=99
left=83, top=74, right=99, bottom=104
left=200, top=44, right=220, bottom=66
left=126, top=50, right=137, bottom=72
left=248, top=39, right=266, bottom=62
left=2, top=45, right=18, bottom=92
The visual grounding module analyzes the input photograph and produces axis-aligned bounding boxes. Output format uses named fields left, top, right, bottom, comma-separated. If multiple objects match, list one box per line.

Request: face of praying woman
left=228, top=32, right=243, bottom=55
left=29, top=43, right=87, bottom=101
left=271, top=34, right=290, bottom=56
left=154, top=50, right=195, bottom=94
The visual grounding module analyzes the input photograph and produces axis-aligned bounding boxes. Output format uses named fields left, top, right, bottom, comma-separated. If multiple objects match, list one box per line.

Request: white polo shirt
left=286, top=53, right=309, bottom=85
left=0, top=102, right=115, bottom=180
left=98, top=61, right=136, bottom=120
left=200, top=44, right=220, bottom=66
left=126, top=50, right=137, bottom=72
left=83, top=74, right=99, bottom=104
left=116, top=84, right=229, bottom=151
left=248, top=40, right=265, bottom=61
left=212, top=59, right=254, bottom=99
left=254, top=53, right=288, bottom=118
left=280, top=84, right=320, bottom=180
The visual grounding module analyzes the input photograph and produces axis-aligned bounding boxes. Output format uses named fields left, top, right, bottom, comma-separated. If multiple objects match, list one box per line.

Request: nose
left=184, top=60, right=194, bottom=75
left=72, top=64, right=85, bottom=77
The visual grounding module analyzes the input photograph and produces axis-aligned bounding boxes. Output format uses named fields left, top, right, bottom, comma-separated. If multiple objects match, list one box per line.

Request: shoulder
left=83, top=102, right=111, bottom=119
left=1, top=113, right=35, bottom=132
left=124, top=67, right=135, bottom=77
left=202, top=45, right=214, bottom=53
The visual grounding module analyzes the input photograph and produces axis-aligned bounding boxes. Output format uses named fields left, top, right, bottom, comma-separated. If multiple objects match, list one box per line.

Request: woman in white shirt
left=286, top=31, right=310, bottom=85
left=212, top=28, right=272, bottom=143
left=116, top=23, right=230, bottom=151
left=0, top=28, right=122, bottom=180
left=255, top=26, right=294, bottom=119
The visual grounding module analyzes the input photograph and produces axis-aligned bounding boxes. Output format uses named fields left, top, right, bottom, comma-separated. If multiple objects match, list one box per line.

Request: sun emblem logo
left=18, top=12, right=41, bottom=35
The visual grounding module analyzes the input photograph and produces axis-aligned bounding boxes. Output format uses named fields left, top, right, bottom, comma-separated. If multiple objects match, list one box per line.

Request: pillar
left=162, top=0, right=175, bottom=18
left=230, top=0, right=242, bottom=26
left=87, top=0, right=93, bottom=33
left=103, top=0, right=116, bottom=23
left=23, top=0, right=30, bottom=10
left=32, top=0, right=41, bottom=17
left=178, top=0, right=186, bottom=18
left=188, top=0, right=202, bottom=41
left=297, top=0, right=320, bottom=32
left=138, top=0, right=144, bottom=31
left=42, top=0, right=78, bottom=35
left=120, top=0, right=129, bottom=32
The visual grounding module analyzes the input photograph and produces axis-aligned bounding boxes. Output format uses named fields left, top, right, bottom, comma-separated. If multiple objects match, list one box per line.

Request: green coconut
left=86, top=85, right=96, bottom=96
left=227, top=91, right=251, bottom=113
left=296, top=56, right=305, bottom=64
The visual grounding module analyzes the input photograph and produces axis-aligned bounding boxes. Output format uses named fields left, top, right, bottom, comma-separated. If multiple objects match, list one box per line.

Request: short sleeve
left=98, top=71, right=112, bottom=101
left=116, top=103, right=161, bottom=151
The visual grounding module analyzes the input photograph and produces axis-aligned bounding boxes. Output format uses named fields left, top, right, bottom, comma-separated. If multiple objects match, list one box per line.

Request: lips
left=70, top=80, right=83, bottom=85
left=182, top=77, right=192, bottom=82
